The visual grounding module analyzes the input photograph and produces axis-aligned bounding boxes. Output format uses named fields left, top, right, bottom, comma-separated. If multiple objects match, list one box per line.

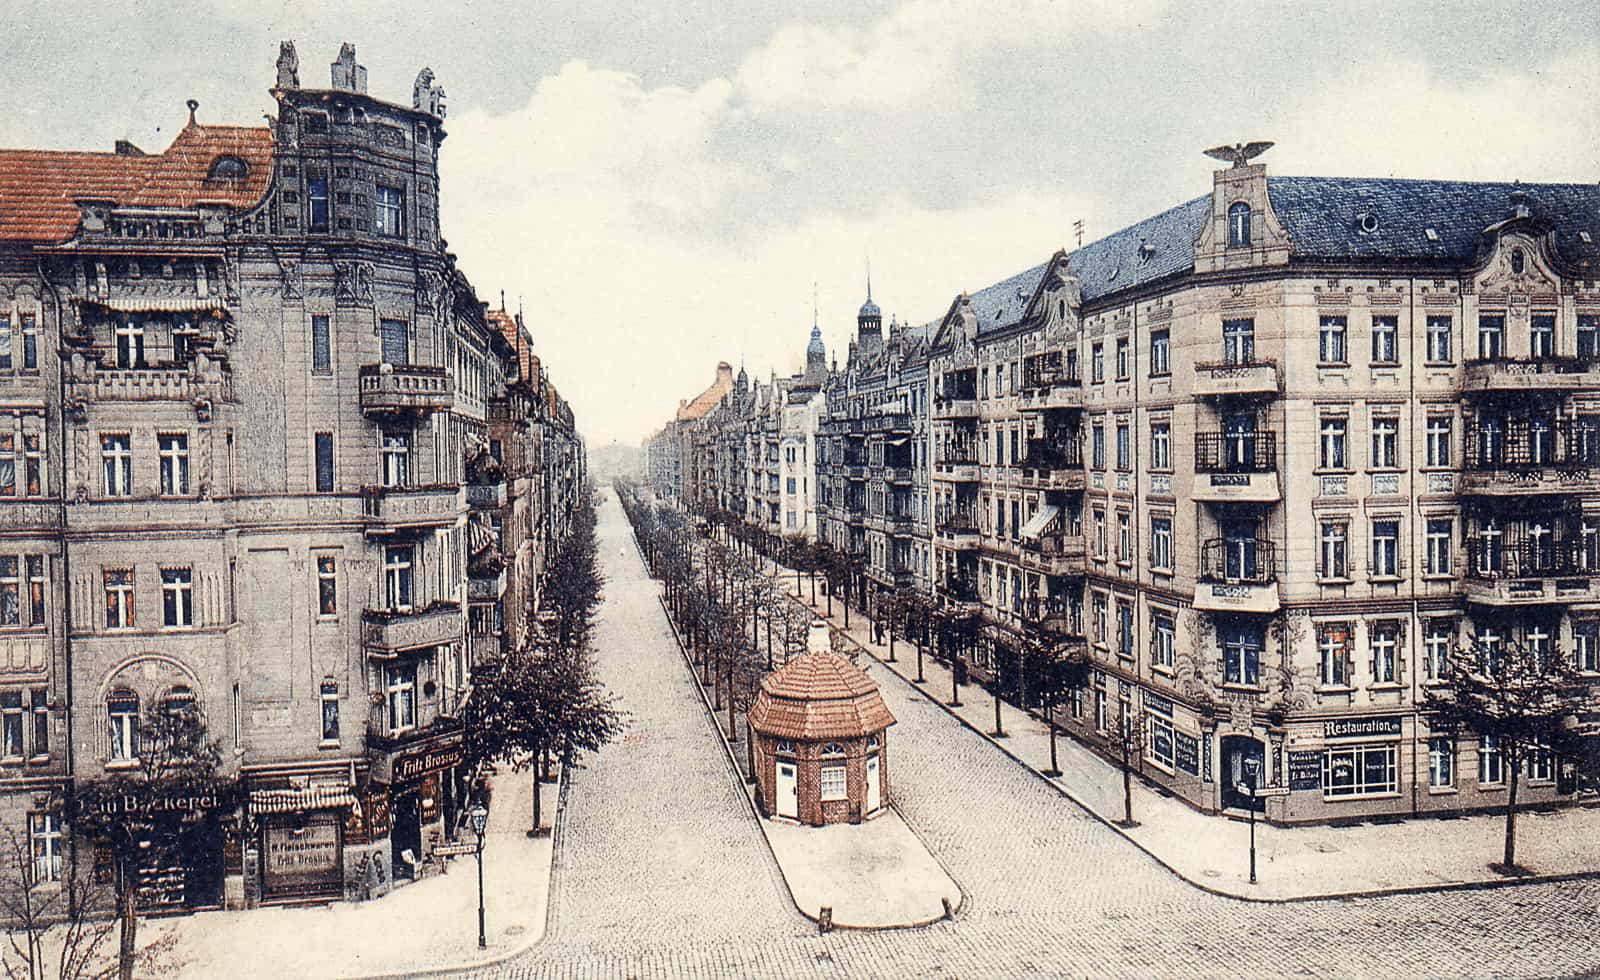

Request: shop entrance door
left=391, top=790, right=422, bottom=880
left=776, top=762, right=798, bottom=819
left=866, top=755, right=881, bottom=813
left=1220, top=735, right=1265, bottom=812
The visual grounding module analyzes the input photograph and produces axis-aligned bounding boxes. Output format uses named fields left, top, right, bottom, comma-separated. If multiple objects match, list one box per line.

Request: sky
left=8, top=1, right=1600, bottom=446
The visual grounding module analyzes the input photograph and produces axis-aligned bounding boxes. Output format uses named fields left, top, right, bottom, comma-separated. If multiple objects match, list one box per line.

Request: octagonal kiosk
left=748, top=619, right=895, bottom=825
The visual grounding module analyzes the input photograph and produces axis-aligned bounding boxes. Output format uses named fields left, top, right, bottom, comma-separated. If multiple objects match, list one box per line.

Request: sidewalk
left=766, top=563, right=1600, bottom=901
left=97, top=768, right=557, bottom=978
left=656, top=589, right=962, bottom=929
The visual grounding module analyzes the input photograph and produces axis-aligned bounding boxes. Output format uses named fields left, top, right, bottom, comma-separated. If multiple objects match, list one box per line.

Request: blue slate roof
left=956, top=176, right=1600, bottom=340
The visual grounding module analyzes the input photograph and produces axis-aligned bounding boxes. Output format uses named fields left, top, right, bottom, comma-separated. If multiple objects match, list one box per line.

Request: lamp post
left=470, top=804, right=489, bottom=949
left=1242, top=758, right=1259, bottom=885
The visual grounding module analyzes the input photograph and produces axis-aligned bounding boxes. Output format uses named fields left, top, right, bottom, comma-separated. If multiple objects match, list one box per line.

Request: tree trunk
left=1504, top=754, right=1521, bottom=870
left=117, top=864, right=137, bottom=980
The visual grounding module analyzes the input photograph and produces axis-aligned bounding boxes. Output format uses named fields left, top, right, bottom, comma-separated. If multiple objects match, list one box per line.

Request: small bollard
left=818, top=906, right=833, bottom=934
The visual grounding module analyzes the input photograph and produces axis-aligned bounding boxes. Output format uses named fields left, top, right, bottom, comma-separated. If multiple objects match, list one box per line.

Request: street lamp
left=469, top=804, right=490, bottom=949
left=1241, top=758, right=1260, bottom=885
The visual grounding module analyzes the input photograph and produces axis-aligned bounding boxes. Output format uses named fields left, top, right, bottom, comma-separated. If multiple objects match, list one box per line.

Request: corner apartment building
left=0, top=42, right=585, bottom=909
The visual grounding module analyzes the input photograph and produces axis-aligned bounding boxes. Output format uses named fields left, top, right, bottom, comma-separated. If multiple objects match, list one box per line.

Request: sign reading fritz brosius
left=1324, top=716, right=1403, bottom=740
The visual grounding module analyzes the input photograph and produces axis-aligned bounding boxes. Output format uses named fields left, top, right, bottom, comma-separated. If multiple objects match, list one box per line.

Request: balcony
left=1017, top=439, right=1086, bottom=492
left=1017, top=595, right=1086, bottom=644
left=1462, top=419, right=1600, bottom=495
left=933, top=397, right=979, bottom=420
left=1193, top=358, right=1280, bottom=399
left=1464, top=536, right=1596, bottom=606
left=1018, top=532, right=1087, bottom=576
left=882, top=465, right=914, bottom=485
left=1194, top=538, right=1280, bottom=613
left=871, top=412, right=915, bottom=434
left=361, top=483, right=462, bottom=535
left=941, top=576, right=981, bottom=614
left=83, top=362, right=233, bottom=405
left=362, top=601, right=464, bottom=658
left=468, top=568, right=508, bottom=601
left=466, top=482, right=507, bottom=509
left=935, top=511, right=981, bottom=549
left=1463, top=357, right=1600, bottom=393
left=359, top=364, right=454, bottom=419
left=1192, top=431, right=1281, bottom=503
left=845, top=463, right=868, bottom=481
left=933, top=458, right=980, bottom=483
left=1018, top=366, right=1084, bottom=413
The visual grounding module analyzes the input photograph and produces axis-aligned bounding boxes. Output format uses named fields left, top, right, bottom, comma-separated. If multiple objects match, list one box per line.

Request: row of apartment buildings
left=647, top=151, right=1600, bottom=824
left=0, top=43, right=585, bottom=909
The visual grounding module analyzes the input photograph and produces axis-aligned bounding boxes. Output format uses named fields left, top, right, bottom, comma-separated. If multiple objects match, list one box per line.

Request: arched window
left=1511, top=248, right=1525, bottom=274
left=775, top=739, right=795, bottom=755
left=207, top=155, right=248, bottom=180
left=821, top=742, right=846, bottom=756
left=866, top=734, right=881, bottom=749
left=106, top=690, right=139, bottom=761
left=1228, top=202, right=1252, bottom=247
left=161, top=685, right=197, bottom=716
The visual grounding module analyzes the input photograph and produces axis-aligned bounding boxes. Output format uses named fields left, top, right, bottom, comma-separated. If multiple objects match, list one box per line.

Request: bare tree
left=0, top=824, right=116, bottom=980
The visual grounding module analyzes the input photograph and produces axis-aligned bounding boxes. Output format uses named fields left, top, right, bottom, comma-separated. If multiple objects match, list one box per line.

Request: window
left=1425, top=416, right=1452, bottom=467
left=820, top=764, right=847, bottom=801
left=107, top=690, right=139, bottom=761
left=384, top=546, right=413, bottom=610
left=1092, top=593, right=1107, bottom=645
left=1150, top=423, right=1171, bottom=471
left=1530, top=313, right=1556, bottom=359
left=314, top=432, right=334, bottom=493
left=21, top=314, right=36, bottom=371
left=385, top=662, right=416, bottom=734
left=317, top=556, right=338, bottom=616
left=1093, top=509, right=1106, bottom=558
left=0, top=558, right=18, bottom=627
left=1528, top=744, right=1554, bottom=782
left=375, top=185, right=405, bottom=237
left=114, top=317, right=145, bottom=368
left=1423, top=737, right=1456, bottom=789
left=1151, top=517, right=1172, bottom=572
left=1371, top=316, right=1398, bottom=365
left=311, top=315, right=332, bottom=374
left=786, top=477, right=796, bottom=494
left=320, top=680, right=339, bottom=743
left=1222, top=318, right=1254, bottom=365
left=1371, top=519, right=1400, bottom=577
left=1478, top=314, right=1504, bottom=360
left=1579, top=314, right=1600, bottom=360
left=1147, top=708, right=1175, bottom=770
left=1, top=692, right=21, bottom=759
left=29, top=688, right=46, bottom=758
left=1370, top=621, right=1398, bottom=684
left=1223, top=624, right=1262, bottom=686
left=0, top=319, right=12, bottom=371
left=1370, top=415, right=1398, bottom=469
left=24, top=557, right=42, bottom=627
left=1117, top=513, right=1131, bottom=564
left=1319, top=416, right=1347, bottom=470
left=1115, top=422, right=1130, bottom=471
left=1150, top=330, right=1170, bottom=376
left=1318, top=624, right=1350, bottom=687
left=1476, top=625, right=1503, bottom=675
left=1091, top=423, right=1104, bottom=470
left=1152, top=613, right=1175, bottom=670
left=29, top=813, right=60, bottom=884
left=1420, top=517, right=1454, bottom=576
left=1115, top=337, right=1130, bottom=379
left=161, top=568, right=193, bottom=627
left=103, top=569, right=134, bottom=629
left=1319, top=316, right=1347, bottom=364
left=1576, top=621, right=1599, bottom=673
left=1478, top=736, right=1504, bottom=786
left=381, top=431, right=411, bottom=487
left=1228, top=202, right=1252, bottom=247
left=1426, top=315, right=1453, bottom=363
left=158, top=434, right=190, bottom=495
left=1323, top=743, right=1397, bottom=798
left=380, top=318, right=409, bottom=365
left=1091, top=343, right=1104, bottom=383
left=101, top=434, right=132, bottom=496
left=1422, top=620, right=1452, bottom=680
left=1117, top=601, right=1134, bottom=658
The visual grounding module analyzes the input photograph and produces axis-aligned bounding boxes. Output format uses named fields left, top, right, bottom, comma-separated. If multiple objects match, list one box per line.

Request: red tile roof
left=0, top=122, right=274, bottom=243
left=748, top=651, right=896, bottom=741
left=676, top=363, right=733, bottom=421
left=488, top=309, right=534, bottom=384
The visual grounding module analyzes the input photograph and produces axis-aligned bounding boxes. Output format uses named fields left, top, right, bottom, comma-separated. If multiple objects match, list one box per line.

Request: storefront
left=368, top=722, right=464, bottom=883
left=91, top=790, right=232, bottom=913
left=249, top=780, right=358, bottom=903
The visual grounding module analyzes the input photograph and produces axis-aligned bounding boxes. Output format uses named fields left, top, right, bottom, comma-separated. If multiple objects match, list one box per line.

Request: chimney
left=113, top=140, right=145, bottom=157
left=716, top=362, right=734, bottom=387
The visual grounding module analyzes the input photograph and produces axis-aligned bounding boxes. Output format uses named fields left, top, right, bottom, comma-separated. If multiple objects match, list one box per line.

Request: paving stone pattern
left=486, top=495, right=1600, bottom=979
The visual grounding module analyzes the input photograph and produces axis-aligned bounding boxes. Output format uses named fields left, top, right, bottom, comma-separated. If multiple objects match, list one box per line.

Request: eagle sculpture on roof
left=1203, top=141, right=1275, bottom=168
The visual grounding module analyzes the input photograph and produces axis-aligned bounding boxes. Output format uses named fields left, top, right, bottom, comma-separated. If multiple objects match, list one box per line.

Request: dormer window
left=1510, top=248, right=1525, bottom=274
left=207, top=155, right=248, bottom=180
left=1228, top=202, right=1252, bottom=247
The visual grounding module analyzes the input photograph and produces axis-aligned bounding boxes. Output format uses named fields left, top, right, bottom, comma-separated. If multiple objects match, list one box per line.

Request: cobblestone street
left=488, top=493, right=1600, bottom=979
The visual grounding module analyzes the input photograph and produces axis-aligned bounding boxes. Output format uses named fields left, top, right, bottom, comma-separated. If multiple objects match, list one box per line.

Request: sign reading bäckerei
left=94, top=791, right=230, bottom=816
left=1323, top=716, right=1403, bottom=740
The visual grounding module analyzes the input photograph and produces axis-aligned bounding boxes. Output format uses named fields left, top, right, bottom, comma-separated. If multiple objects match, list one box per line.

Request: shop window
left=1322, top=742, right=1396, bottom=798
left=819, top=764, right=847, bottom=802
left=1146, top=710, right=1175, bottom=770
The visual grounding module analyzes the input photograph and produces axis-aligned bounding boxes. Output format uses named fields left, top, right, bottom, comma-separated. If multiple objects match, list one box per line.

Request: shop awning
left=249, top=785, right=357, bottom=815
left=72, top=295, right=224, bottom=313
left=1018, top=504, right=1060, bottom=541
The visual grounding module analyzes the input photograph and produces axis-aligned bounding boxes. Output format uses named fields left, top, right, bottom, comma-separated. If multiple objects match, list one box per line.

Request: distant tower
left=857, top=265, right=882, bottom=352
left=805, top=321, right=827, bottom=384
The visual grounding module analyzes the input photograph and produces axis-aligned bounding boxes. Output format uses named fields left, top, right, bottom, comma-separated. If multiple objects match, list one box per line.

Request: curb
left=800, top=579, right=1600, bottom=906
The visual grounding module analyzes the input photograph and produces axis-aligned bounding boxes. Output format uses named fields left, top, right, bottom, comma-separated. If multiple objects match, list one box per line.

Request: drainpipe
left=1408, top=275, right=1421, bottom=819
